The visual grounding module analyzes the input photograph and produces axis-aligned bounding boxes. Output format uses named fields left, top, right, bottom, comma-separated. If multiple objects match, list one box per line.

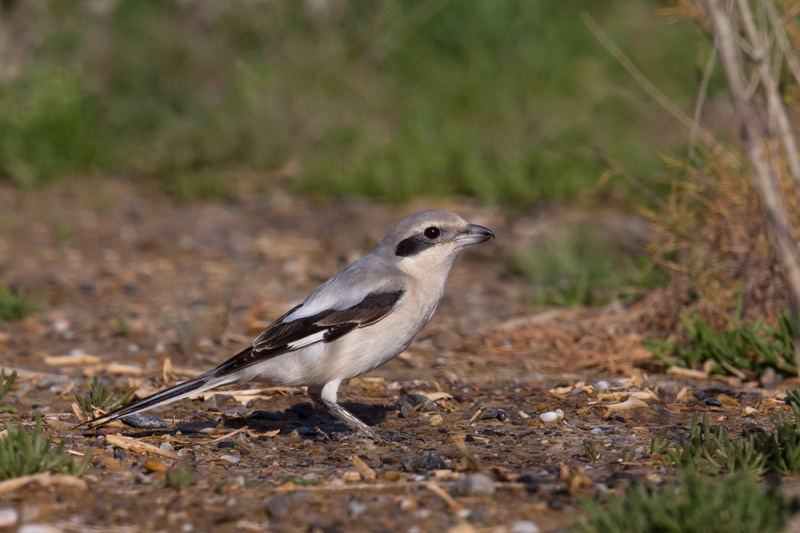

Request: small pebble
left=742, top=406, right=757, bottom=416
left=342, top=471, right=361, bottom=482
left=264, top=496, right=290, bottom=518
left=398, top=497, right=417, bottom=510
left=220, top=455, right=240, bottom=465
left=114, top=448, right=126, bottom=460
left=539, top=410, right=563, bottom=423
left=19, top=525, right=62, bottom=533
left=403, top=451, right=446, bottom=472
left=428, top=414, right=444, bottom=427
left=250, top=410, right=283, bottom=421
left=705, top=398, right=723, bottom=407
left=0, top=508, right=18, bottom=528
left=36, top=376, right=62, bottom=390
left=160, top=442, right=174, bottom=452
left=398, top=394, right=437, bottom=418
left=122, top=414, right=167, bottom=429
left=121, top=282, right=138, bottom=294
left=144, top=458, right=168, bottom=473
left=760, top=367, right=780, bottom=388
left=511, top=521, right=541, bottom=533
left=594, top=381, right=609, bottom=392
left=78, top=283, right=96, bottom=295
left=348, top=500, right=368, bottom=518
left=382, top=471, right=401, bottom=482
left=481, top=408, right=509, bottom=421
left=451, top=473, right=495, bottom=496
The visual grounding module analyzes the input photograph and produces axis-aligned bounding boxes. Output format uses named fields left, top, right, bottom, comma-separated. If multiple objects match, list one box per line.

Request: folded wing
left=214, top=289, right=405, bottom=376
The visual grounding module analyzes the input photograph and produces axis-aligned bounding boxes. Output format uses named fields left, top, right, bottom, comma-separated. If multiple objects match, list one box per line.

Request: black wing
left=215, top=289, right=404, bottom=377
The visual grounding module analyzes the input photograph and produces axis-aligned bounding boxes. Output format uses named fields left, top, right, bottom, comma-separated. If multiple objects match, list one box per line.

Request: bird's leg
left=308, top=382, right=376, bottom=439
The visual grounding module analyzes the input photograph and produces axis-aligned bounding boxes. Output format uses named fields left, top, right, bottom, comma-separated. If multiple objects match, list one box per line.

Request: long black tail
left=83, top=369, right=236, bottom=429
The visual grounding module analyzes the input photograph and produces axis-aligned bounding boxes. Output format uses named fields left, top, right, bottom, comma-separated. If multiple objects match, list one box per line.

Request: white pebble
left=511, top=521, right=541, bottom=533
left=595, top=381, right=609, bottom=391
left=0, top=509, right=18, bottom=528
left=539, top=410, right=564, bottom=423
left=19, top=526, right=61, bottom=533
left=220, top=455, right=240, bottom=464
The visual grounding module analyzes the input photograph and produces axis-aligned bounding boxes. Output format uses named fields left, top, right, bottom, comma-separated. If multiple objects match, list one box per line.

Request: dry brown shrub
left=639, top=149, right=799, bottom=336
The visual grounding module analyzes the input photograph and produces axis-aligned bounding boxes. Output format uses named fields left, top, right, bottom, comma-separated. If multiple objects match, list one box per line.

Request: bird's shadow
left=98, top=400, right=396, bottom=441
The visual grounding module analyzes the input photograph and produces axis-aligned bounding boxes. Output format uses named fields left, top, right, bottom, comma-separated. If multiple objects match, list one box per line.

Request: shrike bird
left=84, top=210, right=494, bottom=438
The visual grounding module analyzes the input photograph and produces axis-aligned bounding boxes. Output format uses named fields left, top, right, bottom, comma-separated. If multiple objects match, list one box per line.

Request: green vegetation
left=0, top=369, right=18, bottom=414
left=75, top=377, right=136, bottom=418
left=575, top=390, right=800, bottom=531
left=166, top=456, right=194, bottom=490
left=645, top=306, right=798, bottom=376
left=0, top=284, right=42, bottom=323
left=583, top=439, right=599, bottom=462
left=651, top=391, right=800, bottom=476
left=0, top=412, right=91, bottom=481
left=0, top=1, right=704, bottom=204
left=650, top=414, right=767, bottom=476
left=511, top=225, right=668, bottom=307
left=571, top=472, right=798, bottom=533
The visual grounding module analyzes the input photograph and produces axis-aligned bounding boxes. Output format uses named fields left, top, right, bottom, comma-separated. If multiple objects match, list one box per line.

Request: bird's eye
left=423, top=226, right=440, bottom=239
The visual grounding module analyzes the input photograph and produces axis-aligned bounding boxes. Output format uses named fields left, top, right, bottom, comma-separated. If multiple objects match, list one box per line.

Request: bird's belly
left=237, top=294, right=435, bottom=388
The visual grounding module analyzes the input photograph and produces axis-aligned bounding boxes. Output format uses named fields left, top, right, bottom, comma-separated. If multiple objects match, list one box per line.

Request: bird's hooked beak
left=454, top=223, right=495, bottom=246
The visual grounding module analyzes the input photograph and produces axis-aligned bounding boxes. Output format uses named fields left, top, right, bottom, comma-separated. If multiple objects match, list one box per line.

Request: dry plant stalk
left=700, top=0, right=800, bottom=371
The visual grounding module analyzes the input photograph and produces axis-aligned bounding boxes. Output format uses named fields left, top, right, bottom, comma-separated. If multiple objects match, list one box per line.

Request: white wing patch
left=284, top=330, right=327, bottom=351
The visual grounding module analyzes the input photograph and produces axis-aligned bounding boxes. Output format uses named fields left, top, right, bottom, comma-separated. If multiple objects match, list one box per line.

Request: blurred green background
left=0, top=0, right=725, bottom=308
left=0, top=0, right=710, bottom=204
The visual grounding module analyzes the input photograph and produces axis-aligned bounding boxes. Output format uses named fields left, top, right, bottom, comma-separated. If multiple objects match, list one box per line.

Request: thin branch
left=689, top=50, right=718, bottom=161
left=702, top=0, right=800, bottom=374
left=581, top=12, right=740, bottom=169
left=591, top=144, right=668, bottom=209
left=735, top=0, right=800, bottom=195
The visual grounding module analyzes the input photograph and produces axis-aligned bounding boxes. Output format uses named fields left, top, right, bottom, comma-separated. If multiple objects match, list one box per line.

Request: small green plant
left=653, top=413, right=768, bottom=476
left=645, top=304, right=798, bottom=376
left=0, top=412, right=91, bottom=481
left=49, top=220, right=73, bottom=245
left=112, top=314, right=131, bottom=337
left=583, top=439, right=599, bottom=462
left=166, top=456, right=194, bottom=490
left=0, top=284, right=42, bottom=323
left=571, top=472, right=798, bottom=533
left=620, top=447, right=635, bottom=462
left=75, top=377, right=135, bottom=418
left=649, top=426, right=670, bottom=455
left=651, top=390, right=800, bottom=475
left=0, top=369, right=18, bottom=414
left=760, top=388, right=800, bottom=474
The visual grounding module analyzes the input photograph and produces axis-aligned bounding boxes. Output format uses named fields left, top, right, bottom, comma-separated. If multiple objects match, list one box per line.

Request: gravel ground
left=0, top=181, right=793, bottom=532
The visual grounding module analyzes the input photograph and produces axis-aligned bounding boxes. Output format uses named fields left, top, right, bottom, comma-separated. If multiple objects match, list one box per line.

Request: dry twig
left=701, top=0, right=800, bottom=373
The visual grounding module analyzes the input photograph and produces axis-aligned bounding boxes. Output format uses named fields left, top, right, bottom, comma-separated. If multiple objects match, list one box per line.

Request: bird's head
left=377, top=210, right=495, bottom=274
